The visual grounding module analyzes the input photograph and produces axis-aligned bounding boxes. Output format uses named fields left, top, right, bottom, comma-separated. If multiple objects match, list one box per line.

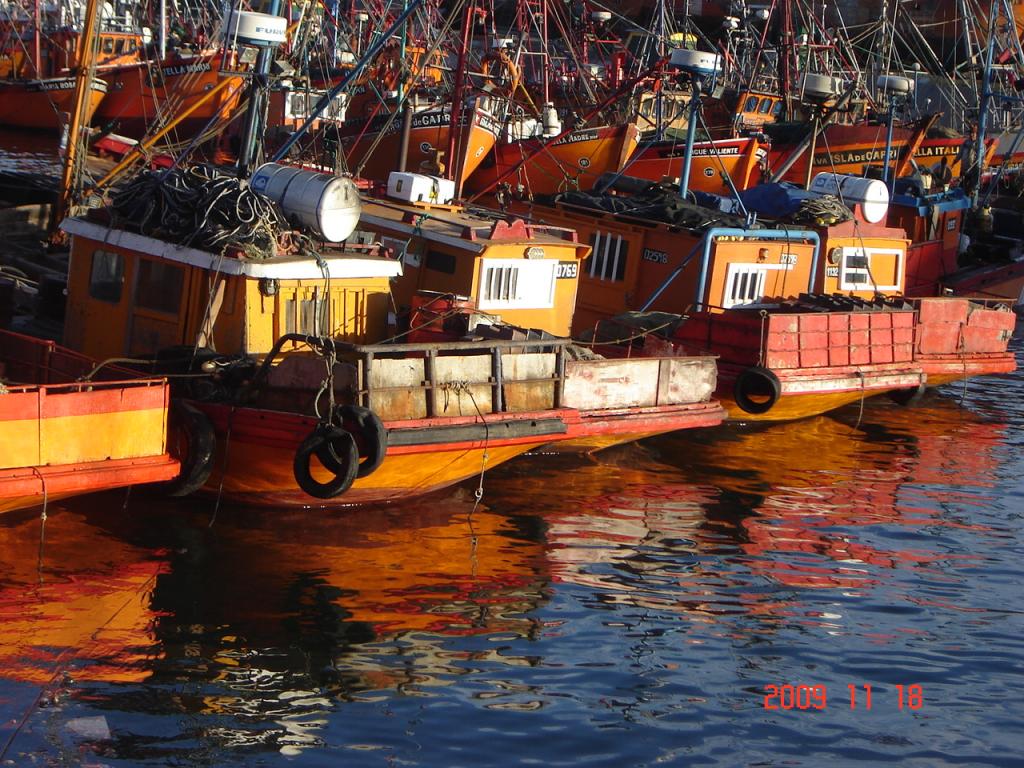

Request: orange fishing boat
left=623, top=135, right=768, bottom=195
left=0, top=11, right=144, bottom=130
left=326, top=99, right=501, bottom=187
left=464, top=121, right=641, bottom=198
left=523, top=173, right=1016, bottom=420
left=765, top=123, right=966, bottom=187
left=92, top=51, right=246, bottom=139
left=0, top=77, right=107, bottom=131
left=0, top=330, right=180, bottom=514
left=57, top=162, right=724, bottom=506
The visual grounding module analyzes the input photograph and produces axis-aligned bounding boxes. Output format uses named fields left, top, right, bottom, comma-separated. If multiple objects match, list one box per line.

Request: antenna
left=876, top=74, right=914, bottom=191
left=798, top=73, right=842, bottom=189
left=669, top=49, right=722, bottom=199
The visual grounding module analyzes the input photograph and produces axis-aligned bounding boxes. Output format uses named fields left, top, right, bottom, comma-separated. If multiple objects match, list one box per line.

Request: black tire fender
left=334, top=404, right=388, bottom=478
left=733, top=366, right=782, bottom=415
left=164, top=401, right=217, bottom=497
left=293, top=425, right=359, bottom=499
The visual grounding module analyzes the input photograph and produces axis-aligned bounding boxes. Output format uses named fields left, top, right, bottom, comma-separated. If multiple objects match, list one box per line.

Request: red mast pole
left=445, top=0, right=475, bottom=192
left=33, top=0, right=41, bottom=77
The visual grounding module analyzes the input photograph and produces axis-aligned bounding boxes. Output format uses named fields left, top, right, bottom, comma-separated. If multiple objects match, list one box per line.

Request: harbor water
left=0, top=329, right=1021, bottom=766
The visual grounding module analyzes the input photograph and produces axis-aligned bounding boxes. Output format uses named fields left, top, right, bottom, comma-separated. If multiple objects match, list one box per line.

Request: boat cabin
left=526, top=199, right=819, bottom=335
left=812, top=218, right=909, bottom=297
left=357, top=187, right=589, bottom=338
left=0, top=28, right=145, bottom=79
left=61, top=217, right=400, bottom=362
left=732, top=91, right=785, bottom=132
left=887, top=182, right=969, bottom=296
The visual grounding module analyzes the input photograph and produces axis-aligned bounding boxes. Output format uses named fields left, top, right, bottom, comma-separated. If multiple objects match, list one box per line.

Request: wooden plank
left=432, top=355, right=493, bottom=416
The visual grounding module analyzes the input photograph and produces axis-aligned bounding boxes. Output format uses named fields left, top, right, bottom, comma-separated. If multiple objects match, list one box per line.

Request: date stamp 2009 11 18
left=763, top=684, right=924, bottom=711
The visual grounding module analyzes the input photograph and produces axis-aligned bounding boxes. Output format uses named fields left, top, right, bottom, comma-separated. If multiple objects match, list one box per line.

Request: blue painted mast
left=971, top=0, right=999, bottom=208
left=670, top=49, right=721, bottom=201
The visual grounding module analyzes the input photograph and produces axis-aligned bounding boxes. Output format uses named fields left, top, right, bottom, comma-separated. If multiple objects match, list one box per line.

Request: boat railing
left=256, top=333, right=570, bottom=417
left=0, top=328, right=145, bottom=386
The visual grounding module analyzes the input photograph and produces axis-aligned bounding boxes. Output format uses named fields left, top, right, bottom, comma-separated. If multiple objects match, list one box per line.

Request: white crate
left=387, top=172, right=456, bottom=205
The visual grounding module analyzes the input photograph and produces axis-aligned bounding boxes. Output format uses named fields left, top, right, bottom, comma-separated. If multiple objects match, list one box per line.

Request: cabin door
left=127, top=258, right=189, bottom=355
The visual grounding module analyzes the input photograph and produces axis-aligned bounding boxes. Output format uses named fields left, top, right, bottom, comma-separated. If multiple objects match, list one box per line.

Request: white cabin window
left=722, top=263, right=791, bottom=308
left=836, top=247, right=903, bottom=292
left=588, top=231, right=628, bottom=282
left=478, top=259, right=556, bottom=310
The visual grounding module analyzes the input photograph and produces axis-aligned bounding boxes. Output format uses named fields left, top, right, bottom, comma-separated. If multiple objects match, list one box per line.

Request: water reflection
left=70, top=493, right=552, bottom=759
left=0, top=361, right=1019, bottom=764
left=0, top=501, right=167, bottom=688
left=648, top=394, right=1007, bottom=590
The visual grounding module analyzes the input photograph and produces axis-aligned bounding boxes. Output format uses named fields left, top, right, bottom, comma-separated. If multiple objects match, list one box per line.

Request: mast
left=445, top=0, right=476, bottom=193
left=271, top=0, right=427, bottom=163
left=32, top=0, right=41, bottom=77
left=236, top=0, right=283, bottom=178
left=53, top=0, right=102, bottom=231
left=971, top=0, right=999, bottom=207
left=779, top=0, right=794, bottom=119
left=159, top=0, right=167, bottom=60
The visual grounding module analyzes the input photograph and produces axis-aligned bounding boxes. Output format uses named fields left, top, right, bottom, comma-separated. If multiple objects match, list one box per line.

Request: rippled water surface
left=2, top=332, right=1023, bottom=766
left=0, top=128, right=62, bottom=176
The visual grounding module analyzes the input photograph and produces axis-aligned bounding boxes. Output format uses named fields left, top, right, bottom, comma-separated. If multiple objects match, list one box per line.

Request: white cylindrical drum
left=251, top=163, right=361, bottom=242
left=809, top=172, right=889, bottom=224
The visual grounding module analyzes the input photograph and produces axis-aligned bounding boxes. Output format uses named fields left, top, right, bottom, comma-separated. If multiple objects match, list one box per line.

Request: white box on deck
left=387, top=173, right=455, bottom=205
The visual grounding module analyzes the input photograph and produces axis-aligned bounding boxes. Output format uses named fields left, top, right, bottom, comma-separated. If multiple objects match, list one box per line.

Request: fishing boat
left=459, top=0, right=653, bottom=200
left=92, top=50, right=246, bottom=140
left=56, top=156, right=724, bottom=506
left=522, top=159, right=1015, bottom=421
left=464, top=122, right=641, bottom=199
left=0, top=77, right=107, bottom=131
left=620, top=134, right=768, bottom=196
left=0, top=2, right=150, bottom=131
left=0, top=330, right=180, bottom=515
left=324, top=98, right=502, bottom=189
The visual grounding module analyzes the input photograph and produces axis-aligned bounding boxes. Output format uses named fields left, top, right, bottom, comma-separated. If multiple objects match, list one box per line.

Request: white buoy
left=810, top=172, right=890, bottom=224
left=251, top=163, right=361, bottom=242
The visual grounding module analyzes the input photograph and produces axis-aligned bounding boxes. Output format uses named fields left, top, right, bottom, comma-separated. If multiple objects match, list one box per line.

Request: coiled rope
left=111, top=165, right=287, bottom=258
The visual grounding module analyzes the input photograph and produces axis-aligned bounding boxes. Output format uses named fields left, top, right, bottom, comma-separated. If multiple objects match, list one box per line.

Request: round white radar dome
left=803, top=73, right=842, bottom=102
left=224, top=11, right=287, bottom=47
left=250, top=164, right=361, bottom=243
left=876, top=75, right=914, bottom=95
left=810, top=173, right=890, bottom=224
left=669, top=49, right=722, bottom=77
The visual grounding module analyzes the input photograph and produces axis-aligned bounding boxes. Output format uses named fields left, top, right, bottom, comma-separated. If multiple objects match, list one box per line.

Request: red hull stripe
left=0, top=382, right=167, bottom=421
left=0, top=454, right=180, bottom=500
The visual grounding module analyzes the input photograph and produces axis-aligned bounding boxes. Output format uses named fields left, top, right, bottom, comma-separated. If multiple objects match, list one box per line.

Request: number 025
left=763, top=685, right=827, bottom=710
